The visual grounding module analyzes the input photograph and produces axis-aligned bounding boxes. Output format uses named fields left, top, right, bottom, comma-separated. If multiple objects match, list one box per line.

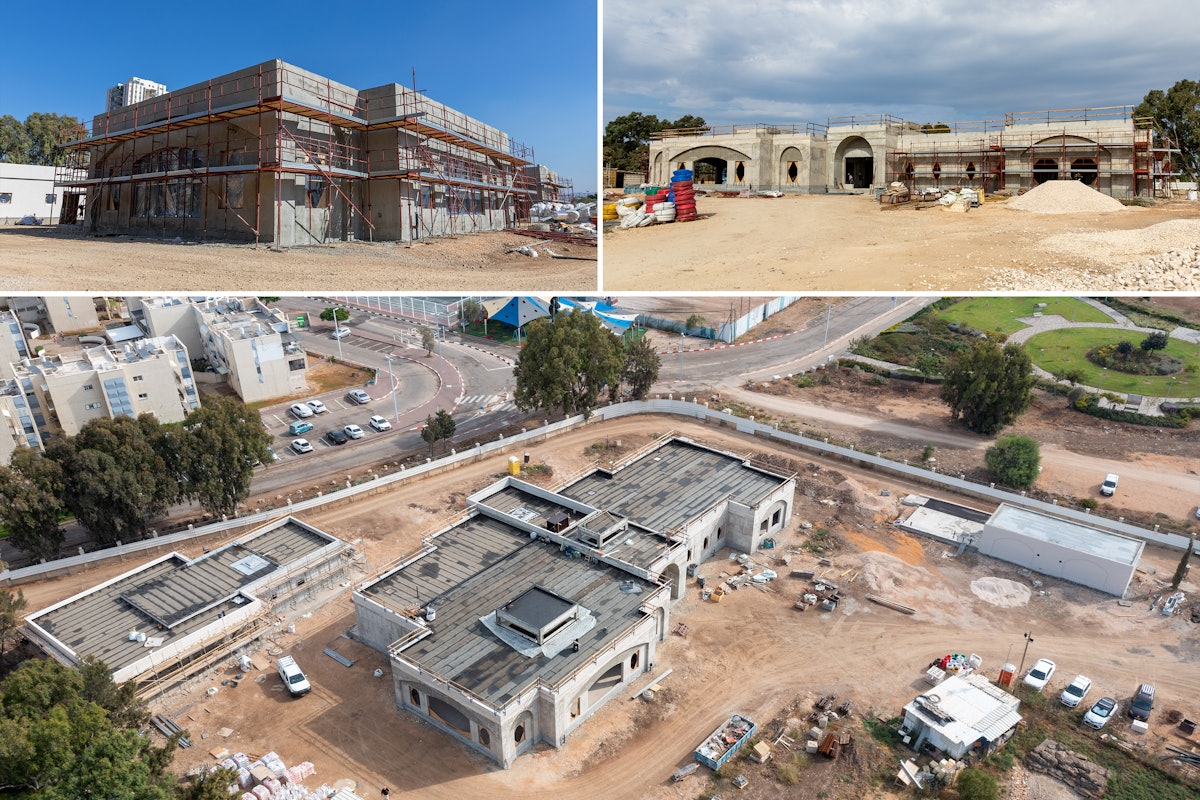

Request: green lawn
left=935, top=297, right=1114, bottom=336
left=1026, top=327, right=1200, bottom=396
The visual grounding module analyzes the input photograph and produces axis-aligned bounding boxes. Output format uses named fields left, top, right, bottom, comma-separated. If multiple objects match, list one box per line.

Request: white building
left=0, top=380, right=44, bottom=465
left=0, top=310, right=33, bottom=382
left=0, top=164, right=84, bottom=224
left=193, top=298, right=306, bottom=404
left=7, top=296, right=102, bottom=337
left=105, top=76, right=167, bottom=112
left=899, top=673, right=1022, bottom=760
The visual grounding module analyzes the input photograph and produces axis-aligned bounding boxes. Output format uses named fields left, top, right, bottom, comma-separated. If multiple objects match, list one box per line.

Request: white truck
left=277, top=655, right=311, bottom=696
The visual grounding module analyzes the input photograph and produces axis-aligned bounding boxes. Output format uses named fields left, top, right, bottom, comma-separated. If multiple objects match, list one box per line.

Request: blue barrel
left=672, top=169, right=694, bottom=182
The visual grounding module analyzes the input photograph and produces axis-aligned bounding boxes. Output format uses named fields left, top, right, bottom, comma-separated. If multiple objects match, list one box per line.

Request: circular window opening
left=479, top=728, right=491, bottom=747
left=787, top=161, right=798, bottom=182
left=1033, top=158, right=1058, bottom=184
left=514, top=723, right=526, bottom=743
left=409, top=688, right=420, bottom=706
left=966, top=162, right=976, bottom=180
left=735, top=162, right=746, bottom=182
left=1070, top=158, right=1098, bottom=185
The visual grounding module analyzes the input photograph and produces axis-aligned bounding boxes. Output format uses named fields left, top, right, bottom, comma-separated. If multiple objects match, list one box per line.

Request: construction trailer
left=648, top=106, right=1179, bottom=197
left=55, top=60, right=537, bottom=246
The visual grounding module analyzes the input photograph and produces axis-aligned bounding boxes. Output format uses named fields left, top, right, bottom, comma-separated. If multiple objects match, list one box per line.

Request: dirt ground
left=602, top=194, right=1200, bottom=292
left=0, top=226, right=597, bottom=291
left=20, top=415, right=1200, bottom=800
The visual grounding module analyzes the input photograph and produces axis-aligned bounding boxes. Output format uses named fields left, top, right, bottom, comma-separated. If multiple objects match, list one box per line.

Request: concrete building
left=899, top=673, right=1022, bottom=760
left=0, top=380, right=44, bottom=465
left=192, top=298, right=306, bottom=404
left=130, top=296, right=205, bottom=363
left=23, top=516, right=348, bottom=692
left=0, top=164, right=85, bottom=224
left=106, top=77, right=168, bottom=113
left=59, top=60, right=539, bottom=246
left=522, top=164, right=573, bottom=202
left=352, top=438, right=795, bottom=767
left=12, top=335, right=198, bottom=438
left=647, top=107, right=1178, bottom=198
left=0, top=309, right=33, bottom=381
left=6, top=296, right=102, bottom=337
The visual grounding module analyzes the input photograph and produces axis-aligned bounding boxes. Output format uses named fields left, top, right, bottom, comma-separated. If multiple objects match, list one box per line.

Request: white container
left=1188, top=189, right=1198, bottom=201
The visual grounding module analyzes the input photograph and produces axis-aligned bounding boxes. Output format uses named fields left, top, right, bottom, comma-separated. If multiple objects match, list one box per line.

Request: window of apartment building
left=288, top=359, right=305, bottom=371
left=0, top=193, right=11, bottom=204
left=84, top=402, right=102, bottom=410
left=82, top=384, right=94, bottom=391
left=45, top=194, right=56, bottom=204
left=138, top=393, right=148, bottom=400
left=132, top=375, right=144, bottom=382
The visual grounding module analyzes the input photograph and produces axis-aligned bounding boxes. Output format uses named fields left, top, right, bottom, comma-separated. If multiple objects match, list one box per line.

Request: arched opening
left=694, top=157, right=725, bottom=184
left=904, top=162, right=915, bottom=182
left=586, top=662, right=624, bottom=706
left=932, top=162, right=942, bottom=185
left=677, top=161, right=686, bottom=171
left=702, top=536, right=709, bottom=551
left=1070, top=158, right=1098, bottom=185
left=478, top=727, right=491, bottom=748
left=786, top=161, right=798, bottom=183
left=734, top=161, right=746, bottom=183
left=409, top=687, right=420, bottom=706
left=514, top=723, right=526, bottom=744
left=838, top=136, right=874, bottom=189
left=966, top=162, right=976, bottom=181
left=428, top=696, right=471, bottom=737
left=630, top=651, right=640, bottom=670
left=1033, top=158, right=1058, bottom=184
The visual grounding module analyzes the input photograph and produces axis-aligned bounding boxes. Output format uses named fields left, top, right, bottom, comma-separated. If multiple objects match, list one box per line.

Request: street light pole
left=680, top=332, right=686, bottom=380
left=334, top=310, right=344, bottom=359
left=823, top=302, right=832, bottom=347
left=385, top=354, right=399, bottom=423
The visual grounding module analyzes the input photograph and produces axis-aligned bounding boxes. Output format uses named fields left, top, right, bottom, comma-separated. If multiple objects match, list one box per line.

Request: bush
left=956, top=768, right=999, bottom=800
left=985, top=434, right=1041, bottom=489
left=1073, top=394, right=1191, bottom=428
left=1078, top=497, right=1099, bottom=510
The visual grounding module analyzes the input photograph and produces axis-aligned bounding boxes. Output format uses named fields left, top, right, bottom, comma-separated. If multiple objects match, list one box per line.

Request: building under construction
left=646, top=106, right=1179, bottom=197
left=55, top=60, right=540, bottom=246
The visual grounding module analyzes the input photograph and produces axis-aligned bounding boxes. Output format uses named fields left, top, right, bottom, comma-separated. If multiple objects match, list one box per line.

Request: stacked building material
left=671, top=169, right=698, bottom=221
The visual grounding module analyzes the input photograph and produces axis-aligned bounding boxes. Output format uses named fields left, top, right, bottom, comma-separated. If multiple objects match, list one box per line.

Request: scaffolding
left=54, top=61, right=537, bottom=245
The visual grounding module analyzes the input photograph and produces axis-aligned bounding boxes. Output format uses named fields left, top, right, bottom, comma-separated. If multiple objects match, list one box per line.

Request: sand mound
left=859, top=550, right=932, bottom=597
left=970, top=577, right=1031, bottom=607
left=1006, top=180, right=1127, bottom=214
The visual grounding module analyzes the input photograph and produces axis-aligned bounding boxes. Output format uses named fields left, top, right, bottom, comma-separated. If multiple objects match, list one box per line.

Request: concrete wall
left=977, top=522, right=1138, bottom=597
left=0, top=164, right=68, bottom=224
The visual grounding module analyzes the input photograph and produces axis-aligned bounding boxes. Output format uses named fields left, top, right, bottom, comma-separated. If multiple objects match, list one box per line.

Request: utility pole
left=823, top=302, right=832, bottom=347
left=385, top=354, right=399, bottom=423
left=1017, top=631, right=1034, bottom=685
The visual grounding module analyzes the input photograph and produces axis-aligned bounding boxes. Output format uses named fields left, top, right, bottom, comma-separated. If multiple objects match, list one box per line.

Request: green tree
left=1136, top=79, right=1200, bottom=182
left=1140, top=330, right=1169, bottom=352
left=178, top=397, right=273, bottom=518
left=420, top=409, right=456, bottom=454
left=0, top=588, right=27, bottom=664
left=0, top=115, right=32, bottom=163
left=461, top=298, right=483, bottom=326
left=685, top=314, right=705, bottom=330
left=319, top=306, right=349, bottom=323
left=914, top=350, right=943, bottom=383
left=178, top=767, right=240, bottom=800
left=420, top=325, right=436, bottom=357
left=52, top=415, right=180, bottom=545
left=0, top=658, right=177, bottom=798
left=620, top=335, right=660, bottom=400
left=1172, top=534, right=1195, bottom=590
left=955, top=767, right=999, bottom=800
left=939, top=341, right=1035, bottom=434
left=603, top=112, right=707, bottom=173
left=0, top=113, right=81, bottom=165
left=984, top=435, right=1042, bottom=489
left=1116, top=340, right=1134, bottom=358
left=0, top=448, right=66, bottom=562
left=513, top=310, right=625, bottom=419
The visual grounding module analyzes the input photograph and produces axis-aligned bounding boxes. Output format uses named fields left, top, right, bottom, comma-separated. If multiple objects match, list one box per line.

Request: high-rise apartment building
left=105, top=76, right=167, bottom=112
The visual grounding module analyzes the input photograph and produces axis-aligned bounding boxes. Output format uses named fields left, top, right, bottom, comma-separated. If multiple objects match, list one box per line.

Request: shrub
left=985, top=434, right=1041, bottom=489
left=956, top=768, right=999, bottom=800
left=1078, top=497, right=1099, bottom=510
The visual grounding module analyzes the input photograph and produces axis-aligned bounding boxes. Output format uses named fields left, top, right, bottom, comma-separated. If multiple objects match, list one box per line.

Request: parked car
left=344, top=424, right=364, bottom=439
left=331, top=327, right=351, bottom=339
left=325, top=428, right=349, bottom=445
left=288, top=420, right=313, bottom=436
left=347, top=389, right=371, bottom=405
left=276, top=655, right=311, bottom=696
left=1083, top=696, right=1118, bottom=729
left=1100, top=473, right=1119, bottom=496
left=306, top=399, right=328, bottom=414
left=290, top=403, right=314, bottom=419
left=1129, top=683, right=1155, bottom=721
left=1060, top=675, right=1092, bottom=708
left=1023, top=658, right=1056, bottom=692
left=368, top=415, right=392, bottom=432
left=291, top=438, right=313, bottom=454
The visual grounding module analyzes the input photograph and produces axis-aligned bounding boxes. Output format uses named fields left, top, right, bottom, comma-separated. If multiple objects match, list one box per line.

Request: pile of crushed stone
left=970, top=577, right=1032, bottom=607
left=1005, top=180, right=1127, bottom=214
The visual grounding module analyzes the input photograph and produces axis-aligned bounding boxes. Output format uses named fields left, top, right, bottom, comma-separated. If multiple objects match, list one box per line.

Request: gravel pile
left=1006, top=180, right=1127, bottom=214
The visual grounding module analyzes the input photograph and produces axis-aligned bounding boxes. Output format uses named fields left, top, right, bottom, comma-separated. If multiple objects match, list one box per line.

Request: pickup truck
left=277, top=655, right=311, bottom=696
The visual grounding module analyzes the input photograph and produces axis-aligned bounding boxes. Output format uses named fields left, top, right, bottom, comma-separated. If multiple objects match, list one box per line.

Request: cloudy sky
left=604, top=0, right=1199, bottom=127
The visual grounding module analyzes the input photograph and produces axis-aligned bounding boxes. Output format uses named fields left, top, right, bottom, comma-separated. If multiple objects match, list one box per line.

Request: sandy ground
left=602, top=194, right=1200, bottom=291
left=0, top=226, right=597, bottom=292
left=19, top=416, right=1200, bottom=800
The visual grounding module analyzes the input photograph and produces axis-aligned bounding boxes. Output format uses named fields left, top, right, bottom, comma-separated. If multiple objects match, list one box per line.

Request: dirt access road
left=602, top=193, right=1200, bottom=292
left=0, top=226, right=597, bottom=292
left=28, top=415, right=1179, bottom=800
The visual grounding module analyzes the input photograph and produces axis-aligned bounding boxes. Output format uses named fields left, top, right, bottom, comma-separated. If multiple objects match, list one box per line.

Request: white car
left=290, top=438, right=313, bottom=454
left=306, top=399, right=328, bottom=414
left=289, top=403, right=314, bottom=419
left=1083, top=696, right=1118, bottom=729
left=1023, top=658, right=1056, bottom=692
left=347, top=389, right=371, bottom=405
left=1100, top=473, right=1118, bottom=496
left=1060, top=675, right=1092, bottom=708
left=344, top=424, right=364, bottom=439
left=368, top=415, right=392, bottom=432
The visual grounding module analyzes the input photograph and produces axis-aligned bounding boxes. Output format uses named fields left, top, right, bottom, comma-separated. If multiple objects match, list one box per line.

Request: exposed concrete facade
left=0, top=380, right=43, bottom=464
left=6, top=296, right=102, bottom=337
left=58, top=60, right=537, bottom=246
left=648, top=107, right=1175, bottom=198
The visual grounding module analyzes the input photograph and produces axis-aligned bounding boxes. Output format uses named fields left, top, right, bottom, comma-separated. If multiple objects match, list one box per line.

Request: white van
left=1100, top=473, right=1119, bottom=496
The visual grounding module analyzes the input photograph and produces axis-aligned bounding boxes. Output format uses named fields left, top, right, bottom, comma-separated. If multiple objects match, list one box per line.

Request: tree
left=0, top=658, right=177, bottom=798
left=1136, top=79, right=1200, bottom=182
left=0, top=588, right=27, bottom=664
left=621, top=335, right=661, bottom=400
left=420, top=409, right=456, bottom=454
left=177, top=397, right=273, bottom=518
left=1140, top=330, right=1169, bottom=352
left=0, top=448, right=66, bottom=561
left=985, top=435, right=1042, bottom=489
left=0, top=115, right=31, bottom=163
left=0, top=112, right=81, bottom=165
left=178, top=767, right=241, bottom=800
left=513, top=310, right=625, bottom=419
left=1116, top=340, right=1134, bottom=359
left=318, top=306, right=349, bottom=323
left=420, top=325, right=436, bottom=357
left=955, top=768, right=999, bottom=800
left=603, top=112, right=707, bottom=173
left=461, top=298, right=483, bottom=326
left=914, top=350, right=943, bottom=383
left=685, top=314, right=706, bottom=330
left=939, top=341, right=1035, bottom=435
left=1172, top=534, right=1195, bottom=590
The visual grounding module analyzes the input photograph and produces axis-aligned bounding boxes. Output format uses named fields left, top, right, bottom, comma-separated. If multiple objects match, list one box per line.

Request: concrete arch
left=662, top=561, right=684, bottom=600
left=780, top=146, right=805, bottom=185
left=834, top=135, right=874, bottom=189
left=670, top=144, right=753, bottom=164
left=651, top=151, right=666, bottom=185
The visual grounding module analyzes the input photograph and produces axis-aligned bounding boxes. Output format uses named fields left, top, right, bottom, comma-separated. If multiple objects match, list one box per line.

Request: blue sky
left=4, top=1, right=598, bottom=194
left=605, top=0, right=1200, bottom=127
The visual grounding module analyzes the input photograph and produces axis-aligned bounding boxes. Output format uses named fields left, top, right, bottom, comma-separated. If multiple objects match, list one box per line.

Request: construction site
left=52, top=60, right=574, bottom=247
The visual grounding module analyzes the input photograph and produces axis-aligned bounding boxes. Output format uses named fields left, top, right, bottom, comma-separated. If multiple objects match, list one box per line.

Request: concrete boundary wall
left=5, top=400, right=1193, bottom=586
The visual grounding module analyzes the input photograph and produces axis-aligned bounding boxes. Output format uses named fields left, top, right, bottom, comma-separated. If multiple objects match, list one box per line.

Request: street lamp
left=1017, top=631, right=1034, bottom=685
left=1098, top=367, right=1107, bottom=394
left=823, top=302, right=832, bottom=348
left=680, top=332, right=686, bottom=380
left=334, top=310, right=344, bottom=359
left=385, top=354, right=399, bottom=423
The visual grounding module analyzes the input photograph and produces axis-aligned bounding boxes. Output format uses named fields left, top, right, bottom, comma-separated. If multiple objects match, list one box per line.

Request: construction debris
left=864, top=593, right=917, bottom=615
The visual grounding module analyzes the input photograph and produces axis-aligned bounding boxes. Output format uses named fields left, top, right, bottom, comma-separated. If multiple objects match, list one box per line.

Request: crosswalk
left=460, top=393, right=516, bottom=412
